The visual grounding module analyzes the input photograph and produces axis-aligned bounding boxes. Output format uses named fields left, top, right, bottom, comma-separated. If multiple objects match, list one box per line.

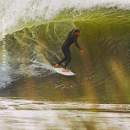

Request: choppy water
left=0, top=98, right=130, bottom=130
left=0, top=0, right=130, bottom=129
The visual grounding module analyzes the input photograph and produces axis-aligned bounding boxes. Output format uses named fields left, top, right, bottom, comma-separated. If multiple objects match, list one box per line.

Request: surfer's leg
left=63, top=49, right=71, bottom=68
left=58, top=57, right=67, bottom=65
left=58, top=47, right=68, bottom=65
left=62, top=49, right=71, bottom=72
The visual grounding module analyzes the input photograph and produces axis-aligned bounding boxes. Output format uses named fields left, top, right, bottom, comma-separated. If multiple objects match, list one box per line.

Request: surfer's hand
left=81, top=50, right=83, bottom=54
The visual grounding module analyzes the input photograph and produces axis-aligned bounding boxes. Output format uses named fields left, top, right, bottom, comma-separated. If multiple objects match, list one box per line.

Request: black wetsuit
left=58, top=29, right=82, bottom=68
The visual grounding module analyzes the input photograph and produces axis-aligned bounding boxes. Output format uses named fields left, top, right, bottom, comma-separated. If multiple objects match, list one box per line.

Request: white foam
left=11, top=58, right=54, bottom=78
left=0, top=57, right=54, bottom=88
left=0, top=0, right=130, bottom=37
left=0, top=63, right=12, bottom=89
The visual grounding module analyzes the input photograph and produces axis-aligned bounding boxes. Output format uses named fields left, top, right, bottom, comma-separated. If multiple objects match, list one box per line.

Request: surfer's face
left=75, top=31, right=80, bottom=36
left=77, top=31, right=80, bottom=36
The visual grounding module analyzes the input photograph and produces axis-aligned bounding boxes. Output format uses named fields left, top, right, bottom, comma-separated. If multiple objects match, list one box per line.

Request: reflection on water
left=0, top=73, right=130, bottom=104
left=0, top=98, right=130, bottom=130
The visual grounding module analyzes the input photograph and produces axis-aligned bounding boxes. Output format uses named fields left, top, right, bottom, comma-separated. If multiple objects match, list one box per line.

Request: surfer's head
left=73, top=29, right=80, bottom=36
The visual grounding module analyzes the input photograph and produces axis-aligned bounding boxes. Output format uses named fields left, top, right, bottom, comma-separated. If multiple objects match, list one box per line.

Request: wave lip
left=0, top=0, right=130, bottom=37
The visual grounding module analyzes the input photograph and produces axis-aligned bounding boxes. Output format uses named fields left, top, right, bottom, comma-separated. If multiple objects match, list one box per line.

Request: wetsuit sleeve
left=68, top=29, right=75, bottom=36
left=74, top=37, right=82, bottom=50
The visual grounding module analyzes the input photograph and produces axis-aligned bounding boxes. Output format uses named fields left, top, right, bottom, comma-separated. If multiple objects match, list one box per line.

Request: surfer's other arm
left=74, top=36, right=83, bottom=54
left=74, top=37, right=82, bottom=50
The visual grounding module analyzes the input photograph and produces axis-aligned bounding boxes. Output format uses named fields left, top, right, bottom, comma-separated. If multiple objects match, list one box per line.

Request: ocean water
left=0, top=0, right=130, bottom=129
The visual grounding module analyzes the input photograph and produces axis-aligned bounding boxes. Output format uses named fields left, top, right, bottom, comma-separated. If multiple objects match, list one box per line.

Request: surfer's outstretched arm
left=74, top=37, right=82, bottom=50
left=74, top=36, right=83, bottom=54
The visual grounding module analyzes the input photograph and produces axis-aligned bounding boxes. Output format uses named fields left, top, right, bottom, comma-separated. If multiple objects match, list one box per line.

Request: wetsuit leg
left=58, top=46, right=67, bottom=65
left=58, top=46, right=71, bottom=68
left=64, top=49, right=71, bottom=68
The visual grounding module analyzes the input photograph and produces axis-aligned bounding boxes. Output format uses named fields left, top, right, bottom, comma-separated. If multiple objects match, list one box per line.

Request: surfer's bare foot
left=54, top=64, right=61, bottom=68
left=62, top=68, right=69, bottom=72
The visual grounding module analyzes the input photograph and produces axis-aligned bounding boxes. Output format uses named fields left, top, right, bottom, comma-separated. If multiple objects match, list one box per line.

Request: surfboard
left=53, top=67, right=75, bottom=76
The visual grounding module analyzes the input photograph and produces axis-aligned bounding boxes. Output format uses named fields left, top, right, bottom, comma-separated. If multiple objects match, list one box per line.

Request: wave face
left=0, top=0, right=130, bottom=92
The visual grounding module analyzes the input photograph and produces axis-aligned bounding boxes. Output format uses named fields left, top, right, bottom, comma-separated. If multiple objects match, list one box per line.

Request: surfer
left=54, top=29, right=83, bottom=72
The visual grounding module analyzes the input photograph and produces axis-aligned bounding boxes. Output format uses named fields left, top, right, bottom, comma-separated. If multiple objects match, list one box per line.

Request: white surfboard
left=53, top=67, right=75, bottom=76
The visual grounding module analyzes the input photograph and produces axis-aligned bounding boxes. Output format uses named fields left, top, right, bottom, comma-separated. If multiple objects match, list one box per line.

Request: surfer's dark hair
left=73, top=29, right=80, bottom=34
